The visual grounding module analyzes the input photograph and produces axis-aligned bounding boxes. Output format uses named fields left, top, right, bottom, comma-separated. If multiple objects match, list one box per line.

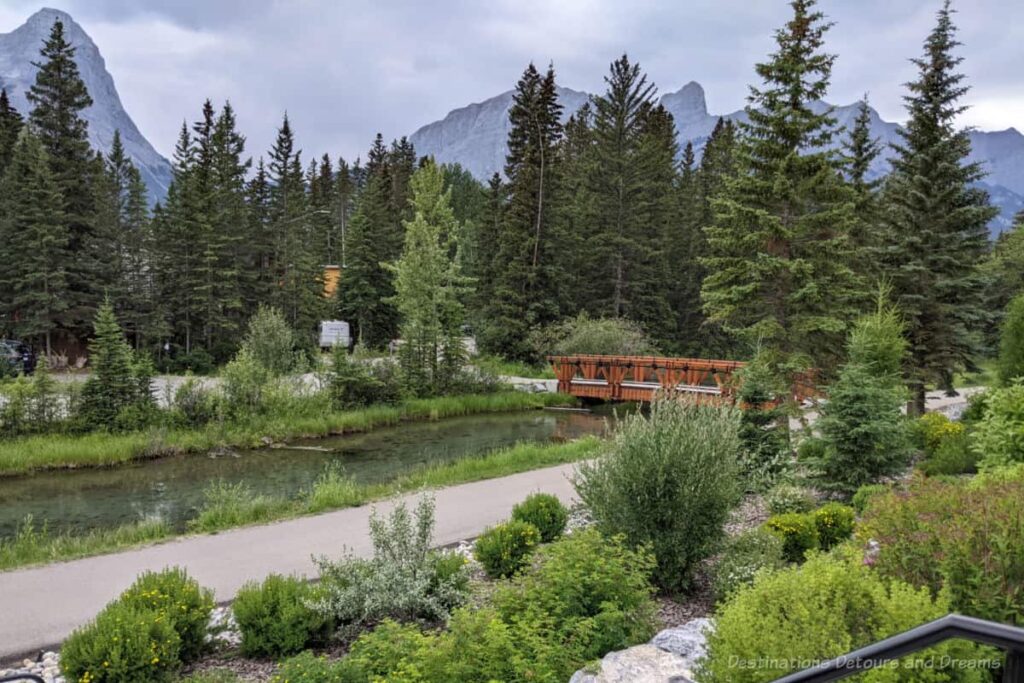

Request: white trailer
left=319, top=320, right=352, bottom=350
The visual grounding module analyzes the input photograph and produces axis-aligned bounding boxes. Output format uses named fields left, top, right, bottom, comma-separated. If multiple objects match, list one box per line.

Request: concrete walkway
left=0, top=463, right=578, bottom=659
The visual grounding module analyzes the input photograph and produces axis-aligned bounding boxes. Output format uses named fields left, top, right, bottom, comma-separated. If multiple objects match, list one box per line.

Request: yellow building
left=323, top=265, right=341, bottom=298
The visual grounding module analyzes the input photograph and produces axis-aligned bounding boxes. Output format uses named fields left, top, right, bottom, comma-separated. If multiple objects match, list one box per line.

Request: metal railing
left=0, top=675, right=45, bottom=683
left=772, top=614, right=1024, bottom=683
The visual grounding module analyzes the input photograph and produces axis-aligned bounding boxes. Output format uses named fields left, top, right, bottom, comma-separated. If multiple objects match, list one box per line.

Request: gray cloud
left=1, top=0, right=1020, bottom=164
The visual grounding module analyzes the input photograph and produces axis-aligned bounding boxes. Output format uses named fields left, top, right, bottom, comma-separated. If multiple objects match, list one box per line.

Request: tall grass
left=1, top=437, right=602, bottom=566
left=472, top=355, right=556, bottom=380
left=0, top=391, right=575, bottom=476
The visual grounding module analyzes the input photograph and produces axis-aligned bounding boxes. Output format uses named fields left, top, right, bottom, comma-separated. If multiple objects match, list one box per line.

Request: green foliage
left=271, top=651, right=366, bottom=683
left=533, top=312, right=657, bottom=359
left=232, top=574, right=332, bottom=658
left=311, top=496, right=470, bottom=631
left=920, top=428, right=978, bottom=476
left=735, top=355, right=791, bottom=490
left=763, top=513, right=819, bottom=562
left=574, top=399, right=741, bottom=592
left=327, top=344, right=399, bottom=409
left=510, top=492, right=568, bottom=542
left=915, top=412, right=965, bottom=454
left=60, top=601, right=182, bottom=683
left=473, top=520, right=542, bottom=579
left=696, top=553, right=989, bottom=683
left=971, top=383, right=1024, bottom=469
left=219, top=347, right=272, bottom=417
left=346, top=619, right=430, bottom=678
left=115, top=567, right=213, bottom=662
left=851, top=483, right=889, bottom=514
left=240, top=305, right=297, bottom=376
left=189, top=481, right=293, bottom=533
left=859, top=473, right=1024, bottom=624
left=172, top=378, right=219, bottom=428
left=765, top=484, right=815, bottom=515
left=812, top=503, right=855, bottom=551
left=0, top=369, right=68, bottom=437
left=710, top=528, right=786, bottom=602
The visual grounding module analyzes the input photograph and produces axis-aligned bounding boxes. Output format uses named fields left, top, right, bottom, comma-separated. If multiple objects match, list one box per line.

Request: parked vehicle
left=319, top=320, right=352, bottom=350
left=0, top=340, right=36, bottom=376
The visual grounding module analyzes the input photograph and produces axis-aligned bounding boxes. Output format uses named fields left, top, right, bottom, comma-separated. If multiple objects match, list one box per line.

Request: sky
left=0, top=0, right=1021, bottom=163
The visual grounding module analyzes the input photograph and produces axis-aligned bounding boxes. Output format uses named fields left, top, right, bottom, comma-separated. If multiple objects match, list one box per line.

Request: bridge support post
left=1004, top=650, right=1024, bottom=682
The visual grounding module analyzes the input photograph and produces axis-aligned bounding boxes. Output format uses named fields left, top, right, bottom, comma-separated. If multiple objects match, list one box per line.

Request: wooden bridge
left=547, top=355, right=745, bottom=404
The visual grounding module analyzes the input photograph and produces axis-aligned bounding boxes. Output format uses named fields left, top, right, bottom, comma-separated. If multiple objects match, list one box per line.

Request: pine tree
left=467, top=173, right=505, bottom=328
left=482, top=63, right=564, bottom=360
left=27, top=18, right=99, bottom=340
left=388, top=160, right=470, bottom=395
left=844, top=96, right=884, bottom=277
left=78, top=299, right=149, bottom=428
left=310, top=153, right=337, bottom=264
left=0, top=129, right=68, bottom=355
left=334, top=157, right=356, bottom=268
left=881, top=1, right=998, bottom=413
left=701, top=0, right=861, bottom=377
left=670, top=142, right=706, bottom=354
left=246, top=157, right=274, bottom=310
left=0, top=89, right=23, bottom=176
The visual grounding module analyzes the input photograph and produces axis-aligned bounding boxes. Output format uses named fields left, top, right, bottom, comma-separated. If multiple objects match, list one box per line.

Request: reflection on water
left=0, top=408, right=621, bottom=538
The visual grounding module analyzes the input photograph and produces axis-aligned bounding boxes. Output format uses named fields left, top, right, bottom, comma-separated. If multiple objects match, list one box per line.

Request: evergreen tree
left=669, top=142, right=706, bottom=353
left=701, top=0, right=861, bottom=377
left=246, top=157, right=274, bottom=310
left=334, top=157, right=356, bottom=267
left=881, top=1, right=998, bottom=413
left=468, top=173, right=505, bottom=328
left=983, top=212, right=1024, bottom=344
left=27, top=18, right=99, bottom=339
left=482, top=63, right=564, bottom=360
left=0, top=129, right=68, bottom=355
left=310, top=153, right=338, bottom=264
left=844, top=96, right=884, bottom=276
left=0, top=89, right=23, bottom=176
left=78, top=299, right=151, bottom=428
left=388, top=160, right=470, bottom=395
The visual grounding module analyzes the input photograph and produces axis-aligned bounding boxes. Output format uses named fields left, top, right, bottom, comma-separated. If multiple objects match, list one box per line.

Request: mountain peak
left=659, top=80, right=708, bottom=125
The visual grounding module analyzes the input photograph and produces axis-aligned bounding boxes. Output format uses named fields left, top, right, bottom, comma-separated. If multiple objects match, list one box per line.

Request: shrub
left=511, top=493, right=568, bottom=542
left=960, top=390, right=989, bottom=424
left=574, top=399, right=741, bottom=592
left=115, top=567, right=214, bottom=662
left=173, top=378, right=219, bottom=428
left=735, top=355, right=791, bottom=490
left=915, top=411, right=965, bottom=455
left=696, top=554, right=989, bottom=683
left=710, top=528, right=786, bottom=602
left=327, top=345, right=397, bottom=409
left=0, top=369, right=66, bottom=437
left=271, top=651, right=365, bottom=683
left=220, top=348, right=273, bottom=417
left=311, top=496, right=470, bottom=631
left=534, top=312, right=657, bottom=359
left=232, top=574, right=332, bottom=658
left=999, top=293, right=1024, bottom=386
left=765, top=483, right=815, bottom=514
left=851, top=483, right=888, bottom=513
left=60, top=602, right=181, bottom=683
left=474, top=520, right=541, bottom=579
left=166, top=347, right=215, bottom=375
left=971, top=383, right=1024, bottom=470
left=858, top=473, right=1024, bottom=624
left=241, top=305, right=297, bottom=376
left=812, top=503, right=855, bottom=550
left=920, top=428, right=979, bottom=476
left=346, top=619, right=430, bottom=678
left=763, top=513, right=818, bottom=562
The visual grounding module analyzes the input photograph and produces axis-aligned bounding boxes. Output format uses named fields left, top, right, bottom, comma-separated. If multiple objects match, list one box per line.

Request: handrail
left=772, top=614, right=1024, bottom=683
left=0, top=675, right=46, bottom=683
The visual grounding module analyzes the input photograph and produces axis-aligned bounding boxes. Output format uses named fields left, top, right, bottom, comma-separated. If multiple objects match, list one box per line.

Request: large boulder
left=651, top=617, right=711, bottom=664
left=568, top=617, right=711, bottom=683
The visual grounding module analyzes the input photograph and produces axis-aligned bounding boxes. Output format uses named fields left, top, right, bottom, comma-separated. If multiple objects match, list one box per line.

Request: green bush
left=327, top=345, right=399, bottom=409
left=851, top=483, right=888, bottom=514
left=311, top=496, right=470, bottom=631
left=114, top=567, right=213, bottom=662
left=0, top=369, right=67, bottom=437
left=172, top=378, right=219, bottom=428
left=60, top=601, right=182, bottom=683
left=858, top=473, right=1024, bottom=624
left=765, top=483, right=815, bottom=514
left=220, top=348, right=273, bottom=417
left=999, top=293, right=1024, bottom=385
left=735, top=355, right=791, bottom=490
left=346, top=619, right=430, bottom=678
left=696, top=554, right=989, bottom=683
left=971, top=383, right=1024, bottom=470
left=232, top=574, right=332, bottom=658
left=915, top=411, right=965, bottom=455
left=960, top=390, right=989, bottom=424
left=763, top=513, right=818, bottom=562
left=474, top=520, right=541, bottom=579
left=574, top=399, right=741, bottom=592
left=920, top=429, right=979, bottom=476
left=510, top=492, right=568, bottom=542
left=241, top=305, right=298, bottom=377
left=710, top=528, right=786, bottom=602
left=812, top=503, right=855, bottom=550
left=535, top=312, right=658, bottom=359
left=271, top=651, right=365, bottom=683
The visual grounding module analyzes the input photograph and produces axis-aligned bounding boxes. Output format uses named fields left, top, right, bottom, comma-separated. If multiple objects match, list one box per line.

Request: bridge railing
left=771, top=614, right=1024, bottom=683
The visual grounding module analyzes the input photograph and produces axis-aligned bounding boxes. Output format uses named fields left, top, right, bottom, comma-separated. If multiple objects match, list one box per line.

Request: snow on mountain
left=412, top=80, right=1024, bottom=235
left=0, top=8, right=172, bottom=203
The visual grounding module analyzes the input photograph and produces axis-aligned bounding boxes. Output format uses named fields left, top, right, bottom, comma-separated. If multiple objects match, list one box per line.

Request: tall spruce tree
left=0, top=129, right=68, bottom=355
left=0, top=89, right=23, bottom=176
left=482, top=63, right=564, bottom=360
left=844, top=96, right=884, bottom=277
left=334, top=157, right=356, bottom=267
left=669, top=142, right=706, bottom=354
left=27, top=18, right=99, bottom=341
left=881, top=1, right=998, bottom=413
left=701, top=0, right=860, bottom=376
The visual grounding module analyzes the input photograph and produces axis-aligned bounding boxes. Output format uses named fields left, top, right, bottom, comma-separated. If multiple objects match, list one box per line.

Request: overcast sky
left=1, top=0, right=1021, bottom=163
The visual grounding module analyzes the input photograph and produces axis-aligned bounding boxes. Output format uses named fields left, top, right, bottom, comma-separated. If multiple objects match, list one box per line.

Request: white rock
left=570, top=644, right=694, bottom=683
left=651, top=617, right=712, bottom=665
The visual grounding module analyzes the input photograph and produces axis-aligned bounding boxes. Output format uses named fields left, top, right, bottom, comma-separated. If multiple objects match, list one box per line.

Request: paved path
left=0, top=463, right=578, bottom=659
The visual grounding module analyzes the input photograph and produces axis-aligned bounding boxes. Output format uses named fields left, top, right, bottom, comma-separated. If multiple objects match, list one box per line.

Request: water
left=0, top=409, right=615, bottom=538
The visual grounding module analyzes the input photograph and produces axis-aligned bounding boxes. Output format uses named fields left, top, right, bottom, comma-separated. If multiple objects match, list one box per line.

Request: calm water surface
left=0, top=408, right=618, bottom=538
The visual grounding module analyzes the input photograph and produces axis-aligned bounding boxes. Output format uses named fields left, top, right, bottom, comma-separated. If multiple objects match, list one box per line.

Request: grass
left=0, top=391, right=576, bottom=476
left=1, top=436, right=602, bottom=568
left=472, top=355, right=556, bottom=380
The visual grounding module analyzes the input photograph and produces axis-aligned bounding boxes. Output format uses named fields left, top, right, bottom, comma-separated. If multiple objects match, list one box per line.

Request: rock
left=570, top=644, right=694, bottom=683
left=651, top=617, right=712, bottom=665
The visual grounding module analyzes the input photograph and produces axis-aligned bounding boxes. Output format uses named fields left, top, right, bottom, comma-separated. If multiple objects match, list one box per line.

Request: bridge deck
left=547, top=354, right=744, bottom=403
